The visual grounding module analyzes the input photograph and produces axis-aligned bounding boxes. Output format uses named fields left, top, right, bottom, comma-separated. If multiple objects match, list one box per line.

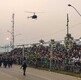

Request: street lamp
left=68, top=4, right=81, bottom=47
left=68, top=4, right=81, bottom=16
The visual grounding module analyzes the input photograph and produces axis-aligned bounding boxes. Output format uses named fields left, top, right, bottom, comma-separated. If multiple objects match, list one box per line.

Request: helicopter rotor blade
left=25, top=11, right=35, bottom=13
left=36, top=12, right=44, bottom=13
left=25, top=11, right=44, bottom=14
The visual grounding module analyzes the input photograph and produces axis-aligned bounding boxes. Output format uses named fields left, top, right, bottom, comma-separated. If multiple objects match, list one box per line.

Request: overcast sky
left=0, top=0, right=81, bottom=46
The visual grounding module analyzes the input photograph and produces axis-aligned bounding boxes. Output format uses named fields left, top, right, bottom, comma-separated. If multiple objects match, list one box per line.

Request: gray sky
left=0, top=0, right=81, bottom=46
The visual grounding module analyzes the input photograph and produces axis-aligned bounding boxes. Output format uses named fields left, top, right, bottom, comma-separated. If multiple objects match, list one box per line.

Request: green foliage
left=39, top=39, right=44, bottom=44
left=64, top=34, right=74, bottom=49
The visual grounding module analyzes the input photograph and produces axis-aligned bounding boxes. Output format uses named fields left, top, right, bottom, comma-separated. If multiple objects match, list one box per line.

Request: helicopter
left=25, top=11, right=43, bottom=19
left=27, top=12, right=37, bottom=19
left=25, top=11, right=37, bottom=19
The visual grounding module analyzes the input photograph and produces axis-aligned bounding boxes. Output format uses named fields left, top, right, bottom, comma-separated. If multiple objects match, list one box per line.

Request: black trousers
left=23, top=68, right=26, bottom=76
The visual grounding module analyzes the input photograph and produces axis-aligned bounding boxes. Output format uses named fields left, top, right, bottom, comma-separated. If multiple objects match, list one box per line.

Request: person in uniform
left=21, top=57, right=27, bottom=76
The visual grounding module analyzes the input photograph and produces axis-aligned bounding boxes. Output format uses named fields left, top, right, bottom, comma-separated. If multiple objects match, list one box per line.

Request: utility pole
left=22, top=45, right=25, bottom=57
left=11, top=13, right=15, bottom=50
left=49, top=39, right=55, bottom=71
left=66, top=13, right=69, bottom=36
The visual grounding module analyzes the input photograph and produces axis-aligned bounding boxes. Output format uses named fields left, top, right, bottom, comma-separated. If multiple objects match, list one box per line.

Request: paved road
left=0, top=65, right=81, bottom=80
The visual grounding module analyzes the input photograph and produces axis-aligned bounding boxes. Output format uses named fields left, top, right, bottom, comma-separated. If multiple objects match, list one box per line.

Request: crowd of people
left=0, top=54, right=28, bottom=76
left=3, top=42, right=81, bottom=73
left=0, top=43, right=81, bottom=73
left=0, top=56, right=13, bottom=68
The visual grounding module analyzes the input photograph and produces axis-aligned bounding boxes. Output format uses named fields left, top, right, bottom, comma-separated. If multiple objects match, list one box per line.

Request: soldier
left=3, top=57, right=8, bottom=68
left=8, top=57, right=13, bottom=68
left=0, top=56, right=2, bottom=67
left=21, top=57, right=27, bottom=76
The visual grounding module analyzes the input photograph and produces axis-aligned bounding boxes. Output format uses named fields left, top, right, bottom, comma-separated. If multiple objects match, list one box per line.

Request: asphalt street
left=0, top=65, right=81, bottom=80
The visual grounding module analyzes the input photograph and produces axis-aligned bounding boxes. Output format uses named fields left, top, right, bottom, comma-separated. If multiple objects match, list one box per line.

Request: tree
left=64, top=33, right=74, bottom=49
left=39, top=39, right=44, bottom=44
